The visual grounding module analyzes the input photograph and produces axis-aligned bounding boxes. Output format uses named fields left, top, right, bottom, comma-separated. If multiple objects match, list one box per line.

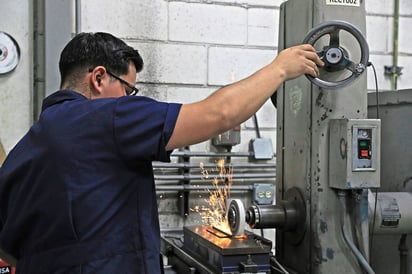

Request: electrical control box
left=253, top=183, right=274, bottom=205
left=212, top=126, right=241, bottom=147
left=249, top=138, right=274, bottom=160
left=329, top=119, right=380, bottom=189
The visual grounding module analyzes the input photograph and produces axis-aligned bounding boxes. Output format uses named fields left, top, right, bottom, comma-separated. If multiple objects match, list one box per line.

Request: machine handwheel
left=302, top=20, right=369, bottom=89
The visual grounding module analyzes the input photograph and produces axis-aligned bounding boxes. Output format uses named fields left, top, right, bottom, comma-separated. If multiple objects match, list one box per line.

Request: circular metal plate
left=0, top=32, right=20, bottom=75
left=227, top=199, right=246, bottom=236
left=283, top=187, right=307, bottom=245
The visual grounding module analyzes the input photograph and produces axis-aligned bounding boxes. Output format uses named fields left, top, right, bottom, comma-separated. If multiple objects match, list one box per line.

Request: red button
left=360, top=150, right=369, bottom=157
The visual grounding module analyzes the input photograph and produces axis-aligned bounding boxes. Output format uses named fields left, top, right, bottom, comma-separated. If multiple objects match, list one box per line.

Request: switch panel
left=253, top=183, right=274, bottom=205
left=353, top=126, right=375, bottom=170
left=329, top=119, right=380, bottom=189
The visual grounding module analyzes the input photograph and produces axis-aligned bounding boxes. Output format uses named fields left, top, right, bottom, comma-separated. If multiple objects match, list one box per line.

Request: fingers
left=303, top=62, right=319, bottom=78
left=299, top=43, right=317, bottom=52
left=301, top=44, right=324, bottom=66
left=300, top=44, right=323, bottom=77
left=309, top=62, right=321, bottom=78
left=307, top=57, right=321, bottom=77
left=314, top=65, right=320, bottom=77
left=272, top=44, right=324, bottom=80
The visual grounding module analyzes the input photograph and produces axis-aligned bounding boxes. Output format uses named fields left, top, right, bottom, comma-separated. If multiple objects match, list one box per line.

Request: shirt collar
left=41, top=90, right=87, bottom=112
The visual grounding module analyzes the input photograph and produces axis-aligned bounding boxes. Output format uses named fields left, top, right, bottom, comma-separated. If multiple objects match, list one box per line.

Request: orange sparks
left=191, top=158, right=233, bottom=235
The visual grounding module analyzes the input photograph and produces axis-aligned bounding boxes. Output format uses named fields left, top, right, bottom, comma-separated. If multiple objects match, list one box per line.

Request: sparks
left=192, top=158, right=233, bottom=235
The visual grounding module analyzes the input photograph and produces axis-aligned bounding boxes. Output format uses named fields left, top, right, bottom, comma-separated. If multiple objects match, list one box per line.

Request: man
left=0, top=32, right=323, bottom=273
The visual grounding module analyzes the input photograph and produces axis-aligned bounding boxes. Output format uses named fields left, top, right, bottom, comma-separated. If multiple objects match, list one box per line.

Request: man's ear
left=89, top=66, right=107, bottom=95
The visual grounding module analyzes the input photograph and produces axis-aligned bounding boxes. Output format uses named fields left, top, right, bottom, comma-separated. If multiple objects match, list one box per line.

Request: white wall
left=1, top=0, right=412, bottom=154
left=0, top=0, right=32, bottom=153
left=81, top=0, right=283, bottom=153
left=79, top=0, right=412, bottom=154
left=366, top=0, right=412, bottom=91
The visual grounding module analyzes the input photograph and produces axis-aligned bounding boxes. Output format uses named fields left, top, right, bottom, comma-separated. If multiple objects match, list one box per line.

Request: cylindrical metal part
left=226, top=188, right=306, bottom=234
left=369, top=191, right=412, bottom=234
left=282, top=200, right=303, bottom=230
left=245, top=204, right=287, bottom=229
left=244, top=188, right=305, bottom=231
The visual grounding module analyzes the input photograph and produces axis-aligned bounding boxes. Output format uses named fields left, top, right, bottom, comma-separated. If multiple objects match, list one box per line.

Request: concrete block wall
left=2, top=0, right=411, bottom=155
left=0, top=0, right=32, bottom=153
left=81, top=0, right=281, bottom=154
left=80, top=0, right=412, bottom=156
left=366, top=0, right=412, bottom=91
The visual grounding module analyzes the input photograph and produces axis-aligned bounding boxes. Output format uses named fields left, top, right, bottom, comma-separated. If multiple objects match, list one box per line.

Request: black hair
left=59, top=32, right=143, bottom=86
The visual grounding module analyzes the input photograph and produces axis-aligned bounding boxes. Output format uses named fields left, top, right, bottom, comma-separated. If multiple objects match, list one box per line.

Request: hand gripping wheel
left=302, top=20, right=369, bottom=89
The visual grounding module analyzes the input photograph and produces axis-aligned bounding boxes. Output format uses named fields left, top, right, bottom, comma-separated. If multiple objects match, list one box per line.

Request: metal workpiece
left=184, top=226, right=272, bottom=255
left=183, top=226, right=272, bottom=273
left=161, top=230, right=216, bottom=274
left=161, top=226, right=273, bottom=274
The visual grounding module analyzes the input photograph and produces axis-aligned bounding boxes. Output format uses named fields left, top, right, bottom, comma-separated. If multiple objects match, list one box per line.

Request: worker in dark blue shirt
left=0, top=32, right=323, bottom=274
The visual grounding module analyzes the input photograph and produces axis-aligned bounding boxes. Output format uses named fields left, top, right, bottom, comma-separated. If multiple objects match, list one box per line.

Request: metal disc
left=0, top=32, right=20, bottom=75
left=227, top=199, right=245, bottom=236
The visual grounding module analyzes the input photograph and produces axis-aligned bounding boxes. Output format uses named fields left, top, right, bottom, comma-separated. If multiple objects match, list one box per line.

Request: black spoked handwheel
left=302, top=20, right=369, bottom=89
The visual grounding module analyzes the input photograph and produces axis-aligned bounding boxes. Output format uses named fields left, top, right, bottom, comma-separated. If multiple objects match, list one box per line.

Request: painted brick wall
left=0, top=0, right=32, bottom=152
left=1, top=0, right=410, bottom=154
left=81, top=0, right=412, bottom=154
left=366, top=0, right=412, bottom=91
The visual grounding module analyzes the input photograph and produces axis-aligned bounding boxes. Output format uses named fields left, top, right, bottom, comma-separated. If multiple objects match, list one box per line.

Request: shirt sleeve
left=113, top=96, right=182, bottom=162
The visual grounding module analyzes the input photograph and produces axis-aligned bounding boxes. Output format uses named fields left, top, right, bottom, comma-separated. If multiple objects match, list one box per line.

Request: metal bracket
left=384, top=65, right=403, bottom=76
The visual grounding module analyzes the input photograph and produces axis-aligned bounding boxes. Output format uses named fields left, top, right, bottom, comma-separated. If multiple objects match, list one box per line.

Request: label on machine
left=326, top=0, right=360, bottom=7
left=378, top=195, right=401, bottom=227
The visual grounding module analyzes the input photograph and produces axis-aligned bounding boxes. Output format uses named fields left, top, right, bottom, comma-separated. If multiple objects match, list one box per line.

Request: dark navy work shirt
left=0, top=90, right=182, bottom=274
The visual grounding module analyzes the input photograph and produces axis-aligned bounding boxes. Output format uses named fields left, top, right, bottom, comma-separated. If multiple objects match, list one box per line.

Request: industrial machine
left=228, top=1, right=380, bottom=271
left=161, top=0, right=412, bottom=273
left=1, top=1, right=410, bottom=274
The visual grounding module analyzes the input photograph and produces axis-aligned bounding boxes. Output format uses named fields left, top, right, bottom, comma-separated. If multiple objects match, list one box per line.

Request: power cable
left=367, top=61, right=380, bottom=261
